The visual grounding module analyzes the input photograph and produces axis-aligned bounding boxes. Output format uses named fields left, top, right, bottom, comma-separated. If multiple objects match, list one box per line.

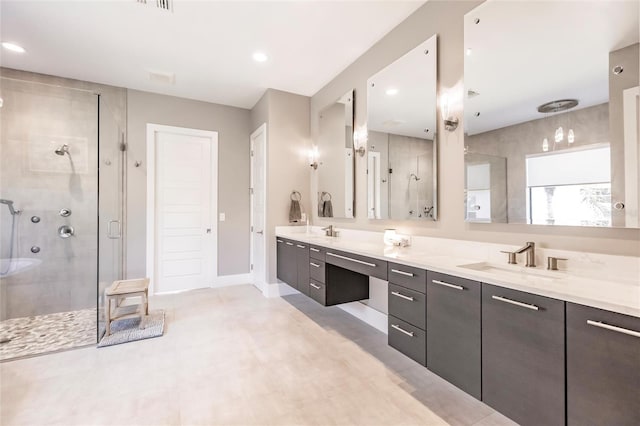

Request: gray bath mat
left=98, top=310, right=165, bottom=348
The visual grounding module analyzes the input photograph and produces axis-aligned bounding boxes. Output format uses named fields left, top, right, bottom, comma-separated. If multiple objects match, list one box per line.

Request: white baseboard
left=338, top=302, right=388, bottom=334
left=214, top=273, right=252, bottom=287
left=263, top=281, right=299, bottom=298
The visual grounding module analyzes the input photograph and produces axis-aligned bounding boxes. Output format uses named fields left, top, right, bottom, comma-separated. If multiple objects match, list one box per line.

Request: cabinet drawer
left=482, top=284, right=565, bottom=426
left=309, top=259, right=325, bottom=283
left=427, top=271, right=481, bottom=400
left=388, top=315, right=426, bottom=366
left=388, top=283, right=426, bottom=329
left=308, top=279, right=326, bottom=306
left=309, top=244, right=326, bottom=261
left=325, top=249, right=387, bottom=280
left=567, top=303, right=640, bottom=426
left=388, top=262, right=427, bottom=293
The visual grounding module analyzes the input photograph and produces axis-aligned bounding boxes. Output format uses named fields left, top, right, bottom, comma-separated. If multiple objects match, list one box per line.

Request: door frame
left=146, top=123, right=218, bottom=295
left=250, top=123, right=267, bottom=292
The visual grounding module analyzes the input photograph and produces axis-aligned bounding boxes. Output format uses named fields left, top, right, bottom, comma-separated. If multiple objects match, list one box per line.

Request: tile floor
left=0, top=308, right=97, bottom=361
left=0, top=285, right=516, bottom=426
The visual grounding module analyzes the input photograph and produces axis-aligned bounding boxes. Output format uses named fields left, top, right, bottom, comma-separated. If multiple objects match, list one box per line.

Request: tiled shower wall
left=0, top=69, right=126, bottom=320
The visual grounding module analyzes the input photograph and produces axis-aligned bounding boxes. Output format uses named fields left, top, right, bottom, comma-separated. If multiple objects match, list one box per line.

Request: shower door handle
left=107, top=220, right=122, bottom=239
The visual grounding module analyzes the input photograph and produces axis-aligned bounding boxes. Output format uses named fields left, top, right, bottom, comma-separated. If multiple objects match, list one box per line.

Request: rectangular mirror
left=464, top=1, right=639, bottom=228
left=317, top=90, right=355, bottom=218
left=366, top=35, right=438, bottom=220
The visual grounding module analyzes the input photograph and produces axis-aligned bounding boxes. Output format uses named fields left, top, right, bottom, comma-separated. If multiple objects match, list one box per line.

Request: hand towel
left=289, top=199, right=302, bottom=222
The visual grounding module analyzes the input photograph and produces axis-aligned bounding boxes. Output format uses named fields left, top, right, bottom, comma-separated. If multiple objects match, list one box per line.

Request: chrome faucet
left=322, top=225, right=338, bottom=237
left=501, top=242, right=536, bottom=267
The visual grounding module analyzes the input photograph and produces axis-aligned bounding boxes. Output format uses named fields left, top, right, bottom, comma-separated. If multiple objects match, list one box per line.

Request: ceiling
left=464, top=0, right=639, bottom=135
left=0, top=0, right=424, bottom=109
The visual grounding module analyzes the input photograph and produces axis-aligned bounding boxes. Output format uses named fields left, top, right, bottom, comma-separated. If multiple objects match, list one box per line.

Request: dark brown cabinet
left=276, top=238, right=297, bottom=287
left=566, top=303, right=640, bottom=426
left=482, top=284, right=565, bottom=426
left=295, top=242, right=310, bottom=296
left=426, top=271, right=481, bottom=400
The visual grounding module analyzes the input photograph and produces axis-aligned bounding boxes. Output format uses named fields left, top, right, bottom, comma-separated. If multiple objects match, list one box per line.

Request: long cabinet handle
left=310, top=283, right=321, bottom=290
left=391, top=324, right=414, bottom=337
left=310, top=262, right=321, bottom=268
left=310, top=247, right=320, bottom=252
left=587, top=320, right=640, bottom=338
left=285, top=242, right=294, bottom=246
left=327, top=252, right=376, bottom=267
left=391, top=291, right=415, bottom=301
left=432, top=279, right=464, bottom=291
left=391, top=269, right=414, bottom=277
left=276, top=239, right=283, bottom=243
left=297, top=244, right=306, bottom=248
left=492, top=295, right=539, bottom=311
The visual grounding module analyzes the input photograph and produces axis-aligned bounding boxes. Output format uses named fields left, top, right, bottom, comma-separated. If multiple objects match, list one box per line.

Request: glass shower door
left=97, top=96, right=125, bottom=338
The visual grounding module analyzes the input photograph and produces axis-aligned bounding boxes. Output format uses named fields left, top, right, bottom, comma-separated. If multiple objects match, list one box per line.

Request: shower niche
left=366, top=35, right=438, bottom=220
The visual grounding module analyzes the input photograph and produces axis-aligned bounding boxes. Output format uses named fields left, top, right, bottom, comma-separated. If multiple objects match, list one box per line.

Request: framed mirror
left=464, top=1, right=639, bottom=228
left=317, top=90, right=355, bottom=218
left=366, top=35, right=438, bottom=220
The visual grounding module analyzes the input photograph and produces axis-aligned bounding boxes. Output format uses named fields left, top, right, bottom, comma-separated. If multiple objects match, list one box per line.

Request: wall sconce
left=353, top=126, right=368, bottom=157
left=441, top=93, right=459, bottom=132
left=309, top=146, right=319, bottom=170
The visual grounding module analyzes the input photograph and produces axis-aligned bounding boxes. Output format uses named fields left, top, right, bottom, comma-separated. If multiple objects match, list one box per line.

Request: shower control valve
left=59, top=208, right=72, bottom=217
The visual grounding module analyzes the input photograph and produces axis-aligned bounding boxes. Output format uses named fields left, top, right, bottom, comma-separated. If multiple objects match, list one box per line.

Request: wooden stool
left=105, top=278, right=150, bottom=336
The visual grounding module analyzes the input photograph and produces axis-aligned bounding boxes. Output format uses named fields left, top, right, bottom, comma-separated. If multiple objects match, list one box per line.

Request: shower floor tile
left=0, top=308, right=96, bottom=362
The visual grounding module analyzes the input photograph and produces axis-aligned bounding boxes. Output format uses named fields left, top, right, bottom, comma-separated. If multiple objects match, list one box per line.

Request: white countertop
left=276, top=227, right=640, bottom=318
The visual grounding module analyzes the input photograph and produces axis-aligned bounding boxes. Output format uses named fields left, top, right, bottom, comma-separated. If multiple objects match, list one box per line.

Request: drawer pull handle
left=310, top=283, right=321, bottom=290
left=296, top=244, right=306, bottom=248
left=391, top=269, right=414, bottom=277
left=327, top=252, right=376, bottom=267
left=285, top=242, right=294, bottom=246
left=310, top=262, right=321, bottom=268
left=276, top=239, right=283, bottom=243
left=391, top=291, right=414, bottom=301
left=310, top=247, right=320, bottom=252
left=587, top=320, right=640, bottom=338
left=391, top=324, right=414, bottom=337
left=492, top=295, right=539, bottom=311
left=432, top=279, right=464, bottom=291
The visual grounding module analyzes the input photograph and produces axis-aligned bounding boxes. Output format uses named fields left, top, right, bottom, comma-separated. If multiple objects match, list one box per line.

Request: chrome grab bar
left=391, top=324, right=414, bottom=337
left=391, top=291, right=414, bottom=302
left=432, top=279, right=464, bottom=291
left=326, top=252, right=376, bottom=267
left=391, top=269, right=414, bottom=277
left=587, top=320, right=640, bottom=338
left=492, top=295, right=539, bottom=311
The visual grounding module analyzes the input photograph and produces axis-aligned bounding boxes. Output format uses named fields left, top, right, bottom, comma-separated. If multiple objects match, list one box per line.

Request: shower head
left=0, top=199, right=16, bottom=215
left=55, top=144, right=69, bottom=156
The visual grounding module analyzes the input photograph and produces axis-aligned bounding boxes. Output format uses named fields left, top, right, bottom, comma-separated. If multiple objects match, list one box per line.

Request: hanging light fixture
left=537, top=99, right=579, bottom=151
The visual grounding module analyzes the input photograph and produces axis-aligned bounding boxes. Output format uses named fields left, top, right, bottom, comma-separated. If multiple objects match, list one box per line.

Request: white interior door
left=250, top=124, right=267, bottom=291
left=148, top=125, right=218, bottom=294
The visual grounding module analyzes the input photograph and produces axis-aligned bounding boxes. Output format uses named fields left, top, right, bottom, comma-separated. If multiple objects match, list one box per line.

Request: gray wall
left=251, top=89, right=311, bottom=284
left=310, top=0, right=640, bottom=256
left=126, top=90, right=251, bottom=278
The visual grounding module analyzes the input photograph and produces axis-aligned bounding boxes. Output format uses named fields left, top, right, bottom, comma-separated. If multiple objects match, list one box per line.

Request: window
left=526, top=145, right=611, bottom=227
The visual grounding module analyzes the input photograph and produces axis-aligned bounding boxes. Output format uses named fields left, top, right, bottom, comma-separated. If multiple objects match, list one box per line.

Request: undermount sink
left=458, top=262, right=562, bottom=282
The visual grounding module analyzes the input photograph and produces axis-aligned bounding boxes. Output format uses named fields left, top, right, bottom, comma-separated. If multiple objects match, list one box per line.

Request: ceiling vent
left=137, top=0, right=173, bottom=13
left=148, top=70, right=176, bottom=85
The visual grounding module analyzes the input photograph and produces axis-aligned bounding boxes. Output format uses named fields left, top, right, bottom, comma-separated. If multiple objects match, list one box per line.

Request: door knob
left=256, top=230, right=264, bottom=235
left=206, top=228, right=211, bottom=234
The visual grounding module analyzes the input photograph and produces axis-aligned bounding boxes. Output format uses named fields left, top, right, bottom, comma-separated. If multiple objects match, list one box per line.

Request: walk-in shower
left=0, top=73, right=125, bottom=361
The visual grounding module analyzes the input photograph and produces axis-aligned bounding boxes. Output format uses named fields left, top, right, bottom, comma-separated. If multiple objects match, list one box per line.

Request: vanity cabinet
left=482, top=284, right=565, bottom=426
left=426, top=272, right=481, bottom=400
left=325, top=249, right=387, bottom=280
left=566, top=303, right=640, bottom=426
left=387, top=262, right=427, bottom=366
left=295, top=242, right=310, bottom=296
left=276, top=238, right=297, bottom=287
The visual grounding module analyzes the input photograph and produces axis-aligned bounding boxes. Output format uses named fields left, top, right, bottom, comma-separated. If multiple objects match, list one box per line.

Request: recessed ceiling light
left=386, top=88, right=398, bottom=96
left=253, top=52, right=268, bottom=63
left=2, top=42, right=26, bottom=53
